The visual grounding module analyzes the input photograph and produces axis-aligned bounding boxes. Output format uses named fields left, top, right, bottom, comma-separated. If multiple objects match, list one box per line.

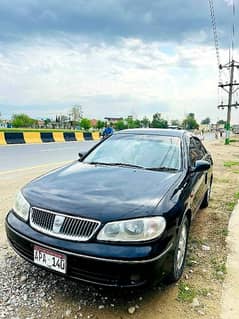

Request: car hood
left=23, top=162, right=181, bottom=222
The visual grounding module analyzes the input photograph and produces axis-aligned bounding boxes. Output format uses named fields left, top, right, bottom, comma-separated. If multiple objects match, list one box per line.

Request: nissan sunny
left=5, top=129, right=213, bottom=287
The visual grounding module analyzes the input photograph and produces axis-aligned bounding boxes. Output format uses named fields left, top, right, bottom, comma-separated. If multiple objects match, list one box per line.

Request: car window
left=84, top=134, right=182, bottom=170
left=193, top=138, right=207, bottom=157
left=189, top=137, right=205, bottom=165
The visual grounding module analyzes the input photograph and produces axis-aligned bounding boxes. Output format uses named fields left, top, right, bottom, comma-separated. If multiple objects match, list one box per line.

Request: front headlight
left=13, top=191, right=30, bottom=221
left=97, top=217, right=166, bottom=242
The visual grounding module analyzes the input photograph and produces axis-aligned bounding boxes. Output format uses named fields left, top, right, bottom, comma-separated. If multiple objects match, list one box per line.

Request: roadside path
left=221, top=202, right=239, bottom=318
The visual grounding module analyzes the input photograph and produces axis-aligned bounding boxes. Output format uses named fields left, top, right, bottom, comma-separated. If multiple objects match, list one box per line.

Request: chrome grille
left=30, top=207, right=101, bottom=241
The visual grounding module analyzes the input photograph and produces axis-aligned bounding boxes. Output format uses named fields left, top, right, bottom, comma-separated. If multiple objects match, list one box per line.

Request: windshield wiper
left=86, top=162, right=145, bottom=169
left=146, top=167, right=178, bottom=172
left=86, top=161, right=110, bottom=165
left=108, top=163, right=145, bottom=169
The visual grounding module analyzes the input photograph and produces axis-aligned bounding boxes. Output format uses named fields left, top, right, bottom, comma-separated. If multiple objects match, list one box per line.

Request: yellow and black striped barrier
left=0, top=131, right=100, bottom=145
left=0, top=132, right=7, bottom=145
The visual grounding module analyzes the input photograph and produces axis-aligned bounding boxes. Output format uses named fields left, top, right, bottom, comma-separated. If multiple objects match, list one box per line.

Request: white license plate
left=34, top=245, right=67, bottom=274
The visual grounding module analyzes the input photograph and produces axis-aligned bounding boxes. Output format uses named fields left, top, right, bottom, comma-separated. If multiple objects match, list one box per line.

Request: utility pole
left=218, top=59, right=239, bottom=144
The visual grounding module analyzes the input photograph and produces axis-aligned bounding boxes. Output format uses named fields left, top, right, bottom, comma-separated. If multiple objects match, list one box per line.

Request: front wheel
left=165, top=216, right=189, bottom=284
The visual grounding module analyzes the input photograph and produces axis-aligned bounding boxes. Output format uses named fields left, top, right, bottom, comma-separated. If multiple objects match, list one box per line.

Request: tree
left=151, top=113, right=168, bottom=128
left=217, top=119, right=226, bottom=125
left=80, top=118, right=91, bottom=130
left=126, top=117, right=141, bottom=129
left=201, top=117, right=210, bottom=125
left=115, top=120, right=127, bottom=130
left=44, top=118, right=51, bottom=127
left=182, top=113, right=199, bottom=130
left=171, top=119, right=181, bottom=126
left=12, top=113, right=36, bottom=128
left=141, top=116, right=150, bottom=128
left=133, top=119, right=141, bottom=128
left=96, top=120, right=105, bottom=130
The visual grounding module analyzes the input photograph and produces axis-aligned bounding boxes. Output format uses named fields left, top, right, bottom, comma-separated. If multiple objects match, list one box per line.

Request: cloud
left=0, top=0, right=238, bottom=124
left=0, top=35, right=228, bottom=122
left=0, top=0, right=233, bottom=47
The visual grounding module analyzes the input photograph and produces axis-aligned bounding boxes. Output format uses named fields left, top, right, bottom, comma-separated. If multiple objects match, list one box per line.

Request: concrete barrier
left=53, top=132, right=64, bottom=142
left=0, top=131, right=100, bottom=145
left=23, top=132, right=42, bottom=144
left=75, top=132, right=84, bottom=141
left=63, top=132, right=76, bottom=142
left=83, top=132, right=93, bottom=140
left=4, top=132, right=25, bottom=144
left=92, top=132, right=100, bottom=140
left=40, top=132, right=54, bottom=143
left=0, top=132, right=6, bottom=145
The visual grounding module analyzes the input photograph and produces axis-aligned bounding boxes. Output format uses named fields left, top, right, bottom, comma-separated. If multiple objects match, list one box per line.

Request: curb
left=221, top=201, right=239, bottom=318
left=0, top=131, right=100, bottom=145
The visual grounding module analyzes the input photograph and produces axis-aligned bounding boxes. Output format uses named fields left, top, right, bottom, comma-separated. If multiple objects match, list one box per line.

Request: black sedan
left=5, top=129, right=213, bottom=287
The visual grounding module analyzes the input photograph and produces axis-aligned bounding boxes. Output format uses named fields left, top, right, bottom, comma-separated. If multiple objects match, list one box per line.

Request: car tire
left=200, top=181, right=212, bottom=209
left=164, top=215, right=189, bottom=284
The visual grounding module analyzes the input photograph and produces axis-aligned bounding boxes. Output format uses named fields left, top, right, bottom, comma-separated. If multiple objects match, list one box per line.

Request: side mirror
left=78, top=152, right=87, bottom=160
left=191, top=160, right=211, bottom=173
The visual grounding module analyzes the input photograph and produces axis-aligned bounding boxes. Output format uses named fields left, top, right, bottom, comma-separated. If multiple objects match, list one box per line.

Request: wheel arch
left=178, top=208, right=192, bottom=229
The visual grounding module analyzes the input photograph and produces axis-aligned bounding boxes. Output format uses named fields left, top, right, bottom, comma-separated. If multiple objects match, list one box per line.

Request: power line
left=231, top=0, right=236, bottom=59
left=208, top=0, right=239, bottom=144
left=208, top=0, right=221, bottom=71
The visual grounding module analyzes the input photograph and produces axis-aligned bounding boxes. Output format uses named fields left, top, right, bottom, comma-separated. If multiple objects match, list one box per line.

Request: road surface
left=0, top=141, right=97, bottom=172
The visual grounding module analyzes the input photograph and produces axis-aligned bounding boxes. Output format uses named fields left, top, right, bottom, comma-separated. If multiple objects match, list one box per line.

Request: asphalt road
left=0, top=141, right=97, bottom=172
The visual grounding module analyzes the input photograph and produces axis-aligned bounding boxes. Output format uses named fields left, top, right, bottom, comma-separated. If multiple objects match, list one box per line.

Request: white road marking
left=39, top=147, right=77, bottom=152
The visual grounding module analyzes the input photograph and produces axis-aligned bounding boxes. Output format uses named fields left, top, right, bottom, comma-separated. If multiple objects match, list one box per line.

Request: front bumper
left=6, top=211, right=173, bottom=287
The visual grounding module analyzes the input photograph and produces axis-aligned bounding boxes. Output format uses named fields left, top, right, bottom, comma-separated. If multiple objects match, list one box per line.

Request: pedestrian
left=102, top=123, right=113, bottom=138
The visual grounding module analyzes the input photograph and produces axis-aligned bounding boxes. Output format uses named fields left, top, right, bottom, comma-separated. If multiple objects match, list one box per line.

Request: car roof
left=115, top=128, right=188, bottom=138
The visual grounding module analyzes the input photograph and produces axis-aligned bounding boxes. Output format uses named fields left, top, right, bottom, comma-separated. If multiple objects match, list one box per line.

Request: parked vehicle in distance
left=5, top=129, right=213, bottom=287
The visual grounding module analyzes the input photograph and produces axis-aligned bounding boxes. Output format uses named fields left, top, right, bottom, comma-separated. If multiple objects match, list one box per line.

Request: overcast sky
left=0, top=0, right=239, bottom=123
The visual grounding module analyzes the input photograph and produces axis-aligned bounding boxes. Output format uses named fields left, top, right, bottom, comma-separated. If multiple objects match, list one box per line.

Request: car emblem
left=53, top=215, right=65, bottom=233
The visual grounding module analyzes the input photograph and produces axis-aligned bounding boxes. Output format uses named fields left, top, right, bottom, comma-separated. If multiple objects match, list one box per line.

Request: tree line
left=2, top=110, right=225, bottom=131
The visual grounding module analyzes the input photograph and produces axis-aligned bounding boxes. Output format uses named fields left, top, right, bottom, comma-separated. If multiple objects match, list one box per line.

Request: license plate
left=33, top=245, right=67, bottom=274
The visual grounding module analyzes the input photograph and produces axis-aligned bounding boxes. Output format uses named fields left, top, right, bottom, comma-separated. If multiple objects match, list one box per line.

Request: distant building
left=104, top=117, right=123, bottom=124
left=0, top=120, right=12, bottom=128
left=37, top=120, right=45, bottom=128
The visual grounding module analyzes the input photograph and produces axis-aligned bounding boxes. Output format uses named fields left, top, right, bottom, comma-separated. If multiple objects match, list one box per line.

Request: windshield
left=83, top=133, right=182, bottom=170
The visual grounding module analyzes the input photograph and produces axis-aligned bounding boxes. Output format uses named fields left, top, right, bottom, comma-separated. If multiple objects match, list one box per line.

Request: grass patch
left=197, top=288, right=212, bottom=297
left=215, top=228, right=229, bottom=237
left=224, top=161, right=239, bottom=168
left=177, top=281, right=197, bottom=303
left=211, top=258, right=227, bottom=279
left=186, top=257, right=198, bottom=267
left=221, top=228, right=229, bottom=237
left=217, top=178, right=229, bottom=183
left=230, top=139, right=239, bottom=143
left=227, top=201, right=235, bottom=211
left=227, top=192, right=239, bottom=211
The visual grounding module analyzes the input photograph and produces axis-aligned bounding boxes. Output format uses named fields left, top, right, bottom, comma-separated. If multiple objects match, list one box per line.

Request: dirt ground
left=1, top=138, right=239, bottom=319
